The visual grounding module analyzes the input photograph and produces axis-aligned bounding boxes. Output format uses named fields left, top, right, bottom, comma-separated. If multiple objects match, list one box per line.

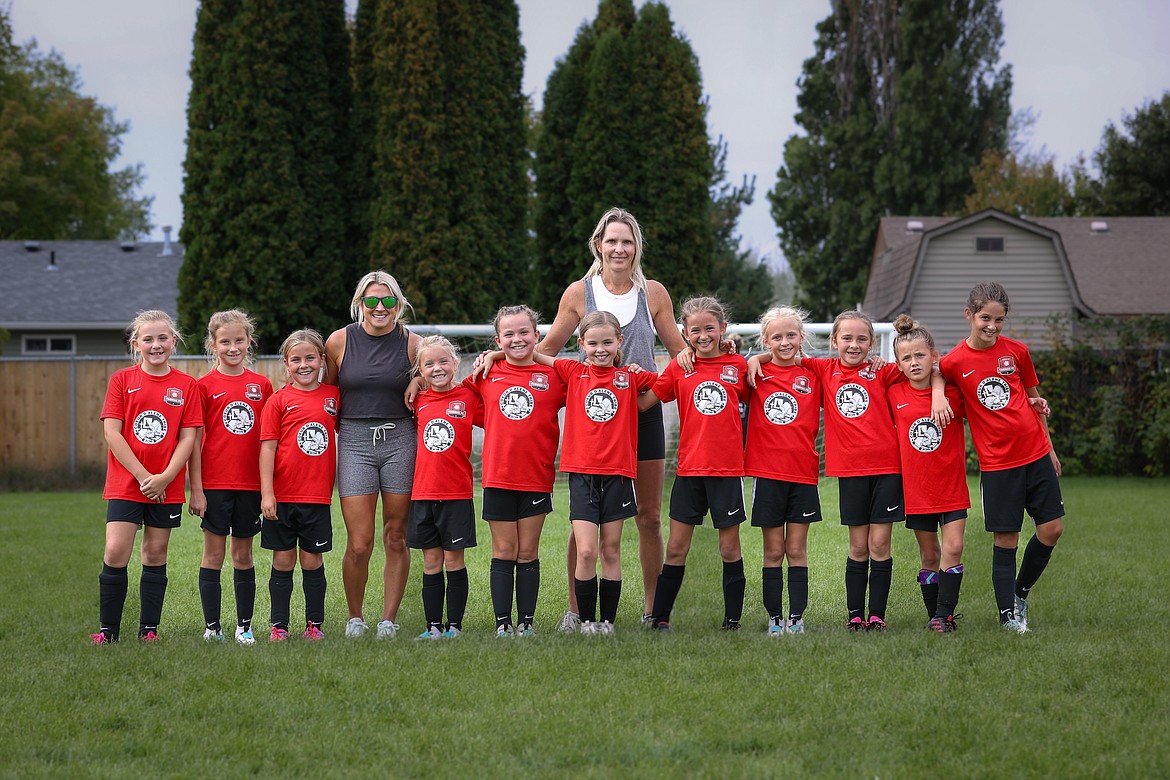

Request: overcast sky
left=8, top=0, right=1170, bottom=268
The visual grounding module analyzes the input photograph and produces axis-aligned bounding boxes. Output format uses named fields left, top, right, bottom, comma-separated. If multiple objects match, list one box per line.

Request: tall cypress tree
left=180, top=0, right=351, bottom=351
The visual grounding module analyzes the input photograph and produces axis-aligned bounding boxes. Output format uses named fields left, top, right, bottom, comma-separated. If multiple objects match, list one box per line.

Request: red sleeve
left=100, top=370, right=126, bottom=421
left=260, top=395, right=281, bottom=441
left=652, top=363, right=678, bottom=402
left=1018, top=344, right=1040, bottom=390
left=636, top=371, right=658, bottom=391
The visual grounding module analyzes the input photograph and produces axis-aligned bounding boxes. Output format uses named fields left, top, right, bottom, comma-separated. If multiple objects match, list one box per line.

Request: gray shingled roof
left=0, top=240, right=181, bottom=327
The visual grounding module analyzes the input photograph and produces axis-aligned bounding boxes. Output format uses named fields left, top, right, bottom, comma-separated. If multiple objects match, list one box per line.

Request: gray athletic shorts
left=337, top=417, right=417, bottom=498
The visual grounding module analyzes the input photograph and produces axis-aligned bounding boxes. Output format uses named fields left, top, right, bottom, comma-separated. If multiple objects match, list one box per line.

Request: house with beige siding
left=862, top=209, right=1170, bottom=351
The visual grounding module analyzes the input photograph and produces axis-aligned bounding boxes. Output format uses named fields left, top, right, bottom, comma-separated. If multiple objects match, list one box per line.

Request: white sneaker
left=598, top=620, right=615, bottom=636
left=203, top=628, right=225, bottom=642
left=234, top=625, right=255, bottom=645
left=1014, top=595, right=1029, bottom=631
left=345, top=617, right=369, bottom=638
left=415, top=626, right=443, bottom=640
left=557, top=610, right=580, bottom=633
left=580, top=620, right=598, bottom=635
left=786, top=618, right=805, bottom=635
left=376, top=619, right=399, bottom=639
left=767, top=617, right=785, bottom=637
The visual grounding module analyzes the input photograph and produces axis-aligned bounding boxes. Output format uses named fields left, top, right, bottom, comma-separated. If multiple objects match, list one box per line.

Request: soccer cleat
left=303, top=624, right=325, bottom=641
left=846, top=616, right=867, bottom=632
left=416, top=626, right=443, bottom=640
left=375, top=620, right=400, bottom=640
left=496, top=624, right=514, bottom=638
left=640, top=613, right=654, bottom=629
left=721, top=619, right=741, bottom=632
left=767, top=617, right=785, bottom=637
left=928, top=616, right=955, bottom=634
left=556, top=610, right=581, bottom=634
left=90, top=631, right=114, bottom=645
left=866, top=616, right=888, bottom=633
left=269, top=627, right=290, bottom=642
left=597, top=620, right=615, bottom=636
left=1014, top=595, right=1029, bottom=631
left=1001, top=617, right=1027, bottom=634
left=516, top=622, right=535, bottom=638
left=345, top=617, right=369, bottom=638
left=652, top=620, right=673, bottom=633
left=441, top=626, right=463, bottom=639
left=203, top=628, right=225, bottom=642
left=786, top=619, right=806, bottom=635
left=139, top=630, right=160, bottom=642
left=235, top=625, right=256, bottom=645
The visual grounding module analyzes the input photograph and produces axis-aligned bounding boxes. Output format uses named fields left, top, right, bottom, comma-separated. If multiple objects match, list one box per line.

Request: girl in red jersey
left=887, top=315, right=969, bottom=633
left=409, top=336, right=483, bottom=639
left=188, top=310, right=273, bottom=645
left=939, top=282, right=1063, bottom=633
left=641, top=297, right=750, bottom=632
left=469, top=305, right=567, bottom=637
left=526, top=311, right=657, bottom=635
left=92, top=311, right=203, bottom=644
left=745, top=307, right=823, bottom=637
left=259, top=329, right=340, bottom=641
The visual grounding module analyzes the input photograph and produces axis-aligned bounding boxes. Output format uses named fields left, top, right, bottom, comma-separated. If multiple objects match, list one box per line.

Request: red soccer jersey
left=652, top=354, right=750, bottom=477
left=554, top=360, right=658, bottom=479
left=196, top=368, right=273, bottom=491
left=888, top=382, right=970, bottom=514
left=745, top=363, right=822, bottom=485
left=803, top=357, right=901, bottom=477
left=940, top=336, right=1050, bottom=471
left=464, top=361, right=567, bottom=492
left=260, top=384, right=339, bottom=504
left=101, top=365, right=203, bottom=504
left=412, top=385, right=484, bottom=500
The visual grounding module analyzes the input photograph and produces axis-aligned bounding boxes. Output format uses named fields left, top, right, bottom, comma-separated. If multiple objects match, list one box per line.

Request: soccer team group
left=91, top=210, right=1064, bottom=646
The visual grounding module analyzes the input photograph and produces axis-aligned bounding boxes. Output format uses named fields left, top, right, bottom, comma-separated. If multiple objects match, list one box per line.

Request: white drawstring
left=370, top=422, right=396, bottom=446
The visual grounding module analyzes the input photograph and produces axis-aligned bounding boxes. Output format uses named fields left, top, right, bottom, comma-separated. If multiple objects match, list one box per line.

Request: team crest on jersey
left=720, top=365, right=740, bottom=384
left=763, top=391, right=798, bottom=425
left=446, top=400, right=467, bottom=419
left=132, top=410, right=167, bottom=444
left=529, top=373, right=549, bottom=391
left=245, top=383, right=263, bottom=401
left=585, top=388, right=618, bottom=422
left=976, top=376, right=1010, bottom=410
left=297, top=422, right=329, bottom=456
left=858, top=363, right=877, bottom=381
left=693, top=381, right=728, bottom=416
left=792, top=375, right=812, bottom=395
left=997, top=355, right=1017, bottom=376
left=500, top=387, right=534, bottom=420
left=222, top=401, right=255, bottom=435
left=909, top=417, right=942, bottom=453
left=614, top=371, right=629, bottom=390
left=323, top=397, right=338, bottom=417
left=164, top=387, right=184, bottom=406
left=835, top=383, right=869, bottom=418
left=423, top=419, right=455, bottom=452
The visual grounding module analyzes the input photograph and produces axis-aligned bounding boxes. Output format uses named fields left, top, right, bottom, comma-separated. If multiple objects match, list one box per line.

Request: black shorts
left=481, top=488, right=553, bottom=522
left=106, top=499, right=183, bottom=528
left=567, top=473, right=636, bottom=525
left=669, top=476, right=746, bottom=528
left=637, top=401, right=666, bottom=461
left=261, top=503, right=333, bottom=552
left=838, top=474, right=904, bottom=526
left=750, top=478, right=822, bottom=527
left=905, top=509, right=968, bottom=532
left=200, top=489, right=262, bottom=538
left=408, top=499, right=477, bottom=550
left=980, top=454, right=1064, bottom=533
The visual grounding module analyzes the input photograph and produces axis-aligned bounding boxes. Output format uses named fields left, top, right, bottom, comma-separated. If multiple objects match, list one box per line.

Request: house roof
left=0, top=240, right=182, bottom=329
left=865, top=210, right=1170, bottom=318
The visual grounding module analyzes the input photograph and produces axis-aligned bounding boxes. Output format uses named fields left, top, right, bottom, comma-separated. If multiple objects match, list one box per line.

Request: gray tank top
left=584, top=277, right=656, bottom=369
left=337, top=322, right=412, bottom=419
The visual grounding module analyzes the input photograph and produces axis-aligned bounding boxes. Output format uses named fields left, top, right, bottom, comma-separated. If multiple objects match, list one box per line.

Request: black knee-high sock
left=575, top=576, right=598, bottom=623
left=762, top=566, right=784, bottom=619
left=722, top=558, right=746, bottom=623
left=787, top=565, right=809, bottom=621
left=139, top=564, right=168, bottom=634
left=421, top=571, right=445, bottom=630
left=937, top=564, right=964, bottom=619
left=302, top=565, right=326, bottom=626
left=233, top=566, right=256, bottom=630
left=845, top=557, right=868, bottom=620
left=918, top=568, right=939, bottom=620
left=599, top=578, right=622, bottom=624
left=99, top=564, right=128, bottom=640
left=651, top=563, right=685, bottom=622
left=198, top=566, right=221, bottom=630
left=489, top=558, right=515, bottom=627
left=992, top=545, right=1017, bottom=623
left=868, top=557, right=893, bottom=620
left=445, top=567, right=469, bottom=629
left=1015, top=536, right=1055, bottom=599
left=515, top=559, right=540, bottom=626
left=269, top=568, right=294, bottom=630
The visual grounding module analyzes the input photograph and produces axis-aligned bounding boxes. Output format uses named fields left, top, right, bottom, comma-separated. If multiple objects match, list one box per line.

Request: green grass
left=1, top=477, right=1167, bottom=778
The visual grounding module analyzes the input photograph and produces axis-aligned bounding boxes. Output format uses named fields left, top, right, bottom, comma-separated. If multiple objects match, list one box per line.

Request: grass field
left=1, top=477, right=1167, bottom=778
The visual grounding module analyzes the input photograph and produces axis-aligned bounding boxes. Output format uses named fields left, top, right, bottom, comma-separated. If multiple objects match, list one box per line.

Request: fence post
left=70, top=358, right=77, bottom=477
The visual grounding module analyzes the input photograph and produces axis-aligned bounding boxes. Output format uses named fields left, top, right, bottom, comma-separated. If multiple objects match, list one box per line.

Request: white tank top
left=589, top=276, right=638, bottom=326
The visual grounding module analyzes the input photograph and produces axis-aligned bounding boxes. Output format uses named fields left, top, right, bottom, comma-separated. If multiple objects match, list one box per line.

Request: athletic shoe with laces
left=866, top=616, right=888, bottom=633
left=416, top=626, right=443, bottom=640
left=556, top=610, right=580, bottom=633
left=597, top=620, right=615, bottom=636
left=516, top=622, right=535, bottom=637
left=139, top=630, right=160, bottom=642
left=376, top=620, right=400, bottom=639
left=786, top=618, right=806, bottom=635
left=90, top=631, right=114, bottom=645
left=203, top=628, right=225, bottom=642
left=441, top=626, right=462, bottom=639
left=580, top=620, right=598, bottom=635
left=721, top=619, right=741, bottom=632
left=767, top=617, right=785, bottom=637
left=1001, top=617, right=1027, bottom=634
left=235, top=625, right=256, bottom=645
left=640, top=613, right=654, bottom=629
left=928, top=616, right=954, bottom=634
left=652, top=620, right=673, bottom=633
left=345, top=617, right=369, bottom=638
left=302, top=624, right=325, bottom=641
left=846, top=616, right=867, bottom=632
left=269, top=627, right=290, bottom=642
left=496, top=624, right=514, bottom=638
left=1014, top=595, right=1029, bottom=631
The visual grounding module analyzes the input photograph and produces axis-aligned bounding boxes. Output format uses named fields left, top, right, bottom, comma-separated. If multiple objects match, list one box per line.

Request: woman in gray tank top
left=325, top=271, right=420, bottom=640
left=537, top=207, right=687, bottom=629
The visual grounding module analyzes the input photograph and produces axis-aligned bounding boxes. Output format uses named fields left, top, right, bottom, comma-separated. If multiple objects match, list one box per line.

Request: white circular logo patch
left=297, top=422, right=329, bottom=456
left=835, top=383, right=869, bottom=418
left=222, top=401, right=254, bottom=435
left=763, top=391, right=798, bottom=425
left=977, top=377, right=1011, bottom=411
left=693, top=381, right=728, bottom=416
left=423, top=419, right=455, bottom=452
left=584, top=388, right=618, bottom=422
left=908, top=417, right=943, bottom=453
left=499, top=386, right=534, bottom=420
left=133, top=410, right=167, bottom=444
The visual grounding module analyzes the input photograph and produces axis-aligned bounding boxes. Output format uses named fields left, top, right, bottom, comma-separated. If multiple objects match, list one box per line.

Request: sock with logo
left=722, top=558, right=746, bottom=623
left=515, top=559, right=540, bottom=626
left=599, top=578, right=622, bottom=624
left=762, top=566, right=784, bottom=620
left=422, top=570, right=444, bottom=630
left=139, top=563, right=168, bottom=634
left=445, top=567, right=468, bottom=630
left=936, top=564, right=964, bottom=619
left=845, top=557, right=868, bottom=620
left=992, top=545, right=1017, bottom=623
left=651, top=563, right=685, bottom=624
left=198, top=566, right=221, bottom=632
left=918, top=568, right=939, bottom=620
left=575, top=576, right=598, bottom=623
left=99, top=563, right=128, bottom=641
left=269, top=567, right=294, bottom=630
left=302, top=565, right=326, bottom=626
left=234, top=566, right=256, bottom=631
left=1015, top=535, right=1055, bottom=599
left=490, top=558, right=515, bottom=627
left=787, top=565, right=809, bottom=622
left=868, top=557, right=892, bottom=620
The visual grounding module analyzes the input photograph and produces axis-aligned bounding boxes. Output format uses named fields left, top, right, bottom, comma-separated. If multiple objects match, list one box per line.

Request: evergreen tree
left=769, top=0, right=1011, bottom=319
left=180, top=0, right=352, bottom=352
left=1094, top=92, right=1170, bottom=217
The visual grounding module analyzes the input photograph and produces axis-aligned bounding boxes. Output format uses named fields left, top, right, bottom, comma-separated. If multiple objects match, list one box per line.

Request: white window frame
left=21, top=334, right=77, bottom=356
